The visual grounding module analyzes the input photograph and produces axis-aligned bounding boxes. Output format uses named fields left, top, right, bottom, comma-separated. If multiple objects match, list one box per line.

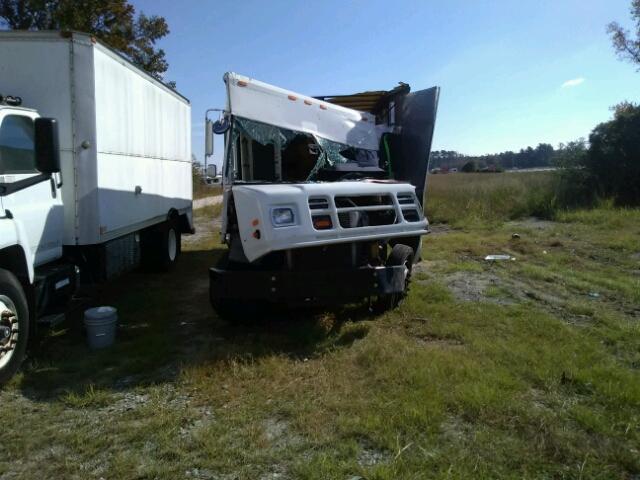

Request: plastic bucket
left=84, top=306, right=118, bottom=349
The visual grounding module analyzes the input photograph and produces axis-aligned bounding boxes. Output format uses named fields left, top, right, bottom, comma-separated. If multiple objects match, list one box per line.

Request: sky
left=134, top=0, right=640, bottom=166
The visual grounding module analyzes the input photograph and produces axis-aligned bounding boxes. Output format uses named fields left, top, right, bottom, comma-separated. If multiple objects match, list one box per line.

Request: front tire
left=375, top=244, right=415, bottom=312
left=0, top=269, right=29, bottom=385
left=210, top=253, right=263, bottom=322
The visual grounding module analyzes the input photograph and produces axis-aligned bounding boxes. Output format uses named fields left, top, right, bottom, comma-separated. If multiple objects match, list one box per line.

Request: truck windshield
left=226, top=117, right=387, bottom=184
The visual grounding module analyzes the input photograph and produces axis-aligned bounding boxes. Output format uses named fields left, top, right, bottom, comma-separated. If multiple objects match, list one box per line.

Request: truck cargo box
left=0, top=31, right=192, bottom=246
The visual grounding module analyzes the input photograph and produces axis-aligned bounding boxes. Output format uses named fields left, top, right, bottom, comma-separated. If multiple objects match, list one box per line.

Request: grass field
left=426, top=171, right=558, bottom=226
left=1, top=172, right=639, bottom=479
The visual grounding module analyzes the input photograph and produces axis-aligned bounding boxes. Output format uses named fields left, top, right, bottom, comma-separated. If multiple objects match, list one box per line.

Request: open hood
left=319, top=84, right=439, bottom=205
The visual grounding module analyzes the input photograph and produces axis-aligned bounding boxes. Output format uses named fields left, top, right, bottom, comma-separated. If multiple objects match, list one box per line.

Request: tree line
left=430, top=143, right=557, bottom=172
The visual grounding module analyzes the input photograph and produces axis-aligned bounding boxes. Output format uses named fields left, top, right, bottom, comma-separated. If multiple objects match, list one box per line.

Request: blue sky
left=134, top=0, right=639, bottom=166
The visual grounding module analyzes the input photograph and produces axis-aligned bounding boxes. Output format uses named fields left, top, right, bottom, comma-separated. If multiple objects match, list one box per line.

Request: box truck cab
left=208, top=73, right=439, bottom=315
left=0, top=32, right=193, bottom=383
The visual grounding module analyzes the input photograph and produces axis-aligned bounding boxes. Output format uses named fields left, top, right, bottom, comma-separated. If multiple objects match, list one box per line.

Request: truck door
left=0, top=112, right=64, bottom=266
left=392, top=87, right=440, bottom=206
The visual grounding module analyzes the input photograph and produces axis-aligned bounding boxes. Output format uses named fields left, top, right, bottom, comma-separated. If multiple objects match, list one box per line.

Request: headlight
left=271, top=207, right=296, bottom=227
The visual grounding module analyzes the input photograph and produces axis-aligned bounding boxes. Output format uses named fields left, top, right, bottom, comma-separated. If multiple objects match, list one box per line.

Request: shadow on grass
left=18, top=249, right=372, bottom=401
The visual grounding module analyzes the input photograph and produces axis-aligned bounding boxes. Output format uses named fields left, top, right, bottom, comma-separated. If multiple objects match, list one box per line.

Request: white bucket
left=84, top=306, right=118, bottom=349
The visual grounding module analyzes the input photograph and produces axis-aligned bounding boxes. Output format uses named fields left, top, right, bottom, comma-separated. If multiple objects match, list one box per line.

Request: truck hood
left=232, top=181, right=429, bottom=262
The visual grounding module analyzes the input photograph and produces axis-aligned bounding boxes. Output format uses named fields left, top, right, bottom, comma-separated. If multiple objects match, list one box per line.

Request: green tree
left=534, top=143, right=554, bottom=167
left=608, top=0, right=640, bottom=68
left=460, top=160, right=477, bottom=173
left=586, top=103, right=640, bottom=205
left=0, top=0, right=171, bottom=82
left=553, top=140, right=594, bottom=207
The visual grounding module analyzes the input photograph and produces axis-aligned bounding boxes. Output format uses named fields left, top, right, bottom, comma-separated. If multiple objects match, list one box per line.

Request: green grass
left=425, top=172, right=557, bottom=226
left=0, top=172, right=638, bottom=479
left=193, top=180, right=222, bottom=200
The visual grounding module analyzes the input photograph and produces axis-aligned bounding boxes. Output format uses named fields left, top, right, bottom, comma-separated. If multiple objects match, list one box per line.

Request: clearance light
left=319, top=104, right=327, bottom=110
left=288, top=95, right=297, bottom=101
left=237, top=80, right=248, bottom=87
left=304, top=100, right=312, bottom=105
left=313, top=215, right=332, bottom=230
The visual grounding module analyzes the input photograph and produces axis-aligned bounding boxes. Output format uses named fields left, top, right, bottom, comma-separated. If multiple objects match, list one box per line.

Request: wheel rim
left=167, top=228, right=177, bottom=262
left=402, top=261, right=412, bottom=292
left=394, top=260, right=412, bottom=304
left=0, top=295, right=19, bottom=370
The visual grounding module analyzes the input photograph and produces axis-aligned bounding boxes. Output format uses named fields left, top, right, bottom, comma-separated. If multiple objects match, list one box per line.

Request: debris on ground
left=484, top=254, right=515, bottom=261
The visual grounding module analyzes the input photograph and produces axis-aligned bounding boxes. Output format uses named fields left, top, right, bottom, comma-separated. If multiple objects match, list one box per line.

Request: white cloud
left=561, top=77, right=585, bottom=88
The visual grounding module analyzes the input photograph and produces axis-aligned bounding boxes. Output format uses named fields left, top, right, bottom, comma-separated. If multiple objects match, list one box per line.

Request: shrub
left=553, top=140, right=598, bottom=208
left=553, top=103, right=640, bottom=207
left=461, top=160, right=477, bottom=173
left=585, top=103, right=640, bottom=206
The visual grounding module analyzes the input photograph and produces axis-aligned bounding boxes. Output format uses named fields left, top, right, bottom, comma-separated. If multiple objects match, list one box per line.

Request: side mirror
left=205, top=119, right=214, bottom=157
left=212, top=116, right=230, bottom=134
left=34, top=118, right=60, bottom=174
left=207, top=164, right=217, bottom=177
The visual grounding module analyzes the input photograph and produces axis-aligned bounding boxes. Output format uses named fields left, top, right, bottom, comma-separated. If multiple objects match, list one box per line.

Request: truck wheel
left=210, top=253, right=262, bottom=323
left=375, top=244, right=414, bottom=312
left=161, top=222, right=181, bottom=269
left=0, top=269, right=29, bottom=385
left=141, top=219, right=181, bottom=272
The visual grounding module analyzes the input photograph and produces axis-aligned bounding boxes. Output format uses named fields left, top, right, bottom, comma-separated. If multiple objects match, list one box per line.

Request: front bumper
left=209, top=264, right=406, bottom=304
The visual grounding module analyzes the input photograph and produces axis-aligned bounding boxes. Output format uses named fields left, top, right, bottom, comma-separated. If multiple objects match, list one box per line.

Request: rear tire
left=0, top=269, right=29, bottom=385
left=141, top=218, right=181, bottom=272
left=375, top=244, right=414, bottom=312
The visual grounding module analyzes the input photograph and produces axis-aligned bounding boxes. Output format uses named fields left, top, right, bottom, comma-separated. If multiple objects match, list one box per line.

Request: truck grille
left=308, top=197, right=329, bottom=210
left=308, top=191, right=422, bottom=230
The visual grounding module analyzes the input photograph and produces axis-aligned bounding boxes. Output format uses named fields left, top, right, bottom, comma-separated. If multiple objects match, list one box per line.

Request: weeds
left=0, top=174, right=638, bottom=479
left=425, top=172, right=557, bottom=226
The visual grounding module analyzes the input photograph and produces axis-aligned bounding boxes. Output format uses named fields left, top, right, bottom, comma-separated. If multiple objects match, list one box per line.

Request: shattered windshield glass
left=230, top=117, right=381, bottom=183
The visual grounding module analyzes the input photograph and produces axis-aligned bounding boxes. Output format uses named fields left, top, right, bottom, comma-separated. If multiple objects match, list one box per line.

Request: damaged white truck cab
left=209, top=72, right=439, bottom=312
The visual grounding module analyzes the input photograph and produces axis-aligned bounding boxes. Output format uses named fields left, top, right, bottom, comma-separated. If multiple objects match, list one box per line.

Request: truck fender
left=168, top=208, right=194, bottom=234
left=0, top=222, right=34, bottom=284
left=0, top=245, right=31, bottom=287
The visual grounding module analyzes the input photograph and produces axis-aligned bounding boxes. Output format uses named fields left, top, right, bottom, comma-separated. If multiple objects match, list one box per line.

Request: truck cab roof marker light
left=319, top=104, right=327, bottom=110
left=304, top=100, right=312, bottom=106
left=288, top=95, right=297, bottom=101
left=237, top=80, right=248, bottom=87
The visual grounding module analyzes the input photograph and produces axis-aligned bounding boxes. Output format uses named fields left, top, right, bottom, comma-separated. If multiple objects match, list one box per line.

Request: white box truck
left=207, top=73, right=438, bottom=317
left=0, top=31, right=193, bottom=382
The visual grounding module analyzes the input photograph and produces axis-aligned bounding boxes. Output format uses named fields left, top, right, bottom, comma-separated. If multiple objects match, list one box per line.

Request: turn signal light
left=313, top=215, right=332, bottom=230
